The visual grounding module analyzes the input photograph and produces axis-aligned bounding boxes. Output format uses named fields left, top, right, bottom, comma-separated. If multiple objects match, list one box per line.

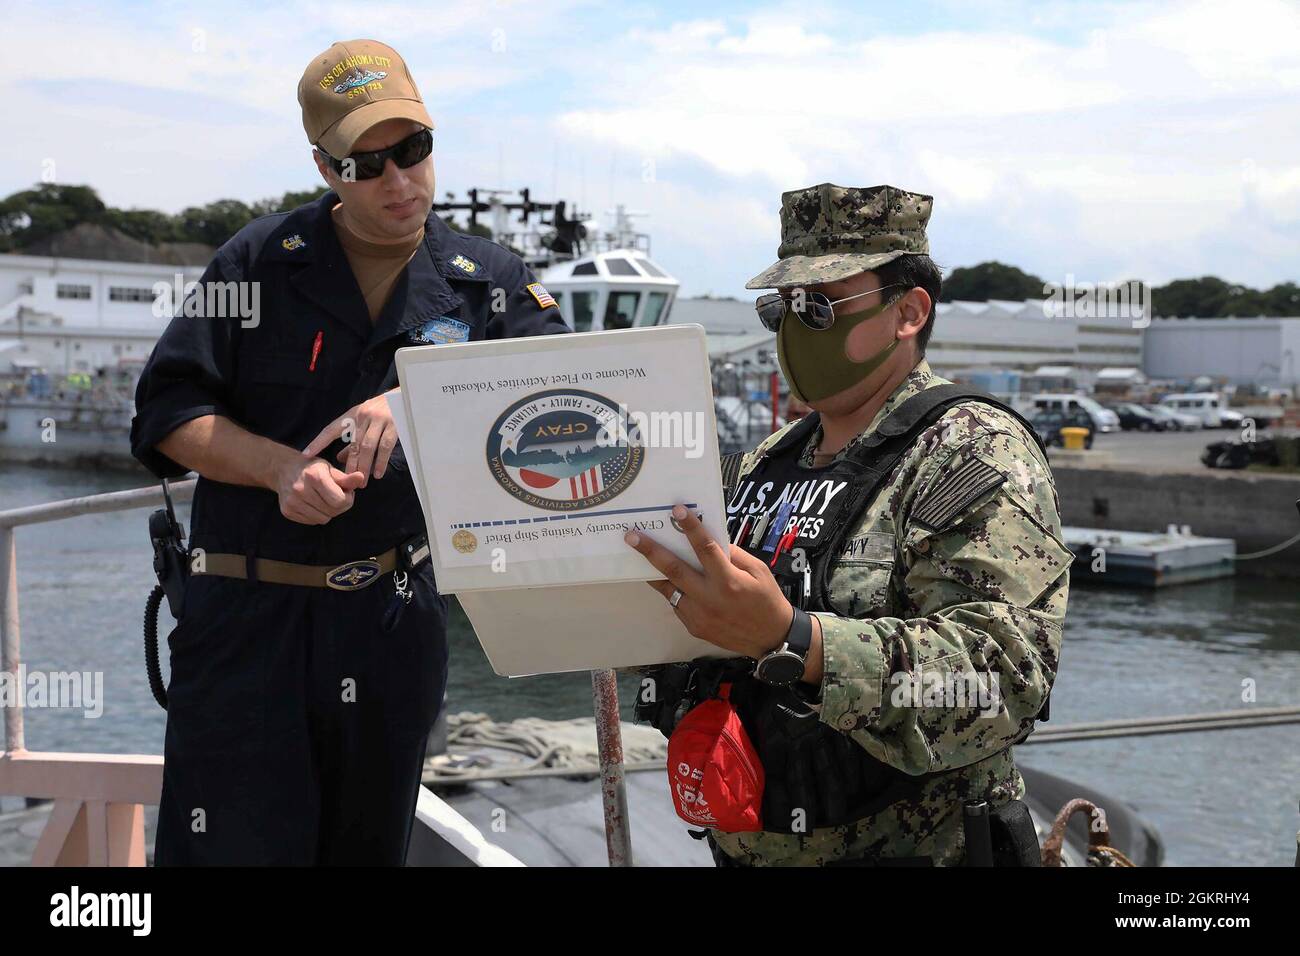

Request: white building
left=0, top=253, right=204, bottom=375
left=1143, top=317, right=1300, bottom=387
left=664, top=296, right=1144, bottom=383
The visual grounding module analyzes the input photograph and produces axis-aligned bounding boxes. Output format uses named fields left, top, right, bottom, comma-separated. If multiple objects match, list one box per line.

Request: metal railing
left=0, top=481, right=200, bottom=863
left=0, top=480, right=197, bottom=755
left=0, top=479, right=632, bottom=866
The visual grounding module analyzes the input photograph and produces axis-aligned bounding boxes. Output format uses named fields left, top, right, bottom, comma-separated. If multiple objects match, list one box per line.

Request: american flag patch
left=526, top=282, right=556, bottom=310
left=911, top=457, right=1005, bottom=531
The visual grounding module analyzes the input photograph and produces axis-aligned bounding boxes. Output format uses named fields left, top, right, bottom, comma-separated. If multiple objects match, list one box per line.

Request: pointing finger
left=302, top=415, right=347, bottom=459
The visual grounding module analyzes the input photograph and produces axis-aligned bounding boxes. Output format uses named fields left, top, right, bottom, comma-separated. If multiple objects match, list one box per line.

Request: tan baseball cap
left=298, top=39, right=434, bottom=158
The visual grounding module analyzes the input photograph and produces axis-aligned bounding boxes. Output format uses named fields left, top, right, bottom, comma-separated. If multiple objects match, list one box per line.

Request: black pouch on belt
left=381, top=533, right=430, bottom=632
left=989, top=799, right=1042, bottom=867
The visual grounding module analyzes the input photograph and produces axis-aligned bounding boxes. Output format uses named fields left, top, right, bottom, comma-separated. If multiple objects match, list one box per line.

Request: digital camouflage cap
left=745, top=183, right=933, bottom=290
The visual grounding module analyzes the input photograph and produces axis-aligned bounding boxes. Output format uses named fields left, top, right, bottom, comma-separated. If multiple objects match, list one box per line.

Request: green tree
left=0, top=183, right=108, bottom=251
left=176, top=199, right=257, bottom=246
left=105, top=207, right=181, bottom=245
left=1151, top=277, right=1232, bottom=317
left=1264, top=282, right=1300, bottom=316
left=0, top=183, right=335, bottom=252
left=940, top=261, right=1046, bottom=302
left=252, top=186, right=329, bottom=217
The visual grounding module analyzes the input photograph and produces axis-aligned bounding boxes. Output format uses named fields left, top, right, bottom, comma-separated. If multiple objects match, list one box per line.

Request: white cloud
left=546, top=1, right=1300, bottom=290
left=3, top=0, right=1298, bottom=296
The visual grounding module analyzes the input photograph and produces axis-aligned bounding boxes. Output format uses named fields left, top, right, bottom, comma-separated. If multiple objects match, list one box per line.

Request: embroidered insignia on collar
left=281, top=234, right=307, bottom=251
left=448, top=253, right=479, bottom=275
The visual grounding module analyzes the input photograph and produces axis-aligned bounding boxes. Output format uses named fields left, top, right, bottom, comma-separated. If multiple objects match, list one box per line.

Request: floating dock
left=1062, top=526, right=1236, bottom=587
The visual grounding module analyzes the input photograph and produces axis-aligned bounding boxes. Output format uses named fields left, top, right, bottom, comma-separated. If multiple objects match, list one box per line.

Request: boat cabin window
left=572, top=262, right=599, bottom=276
left=603, top=291, right=640, bottom=330
left=606, top=258, right=640, bottom=276
left=638, top=260, right=668, bottom=278
left=640, top=291, right=669, bottom=327
left=571, top=291, right=596, bottom=332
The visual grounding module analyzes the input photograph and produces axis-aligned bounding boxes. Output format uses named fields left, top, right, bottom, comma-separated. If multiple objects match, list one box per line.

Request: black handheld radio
left=144, top=479, right=190, bottom=709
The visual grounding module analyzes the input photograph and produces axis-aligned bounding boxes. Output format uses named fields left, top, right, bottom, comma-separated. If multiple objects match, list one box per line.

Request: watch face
left=757, top=651, right=804, bottom=687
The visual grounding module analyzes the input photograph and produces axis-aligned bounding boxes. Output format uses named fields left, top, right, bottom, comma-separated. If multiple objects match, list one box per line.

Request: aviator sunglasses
left=321, top=128, right=433, bottom=181
left=754, top=283, right=905, bottom=332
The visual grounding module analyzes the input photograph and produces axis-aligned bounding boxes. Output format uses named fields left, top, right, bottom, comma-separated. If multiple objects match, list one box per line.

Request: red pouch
left=666, top=683, right=764, bottom=832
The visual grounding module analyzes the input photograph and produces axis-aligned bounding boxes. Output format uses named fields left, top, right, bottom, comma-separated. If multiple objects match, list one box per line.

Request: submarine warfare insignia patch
left=452, top=529, right=478, bottom=553
left=281, top=234, right=307, bottom=251
left=332, top=66, right=388, bottom=94
left=409, top=315, right=471, bottom=345
left=448, top=253, right=480, bottom=275
left=486, top=389, right=645, bottom=511
left=325, top=559, right=382, bottom=590
left=526, top=282, right=556, bottom=310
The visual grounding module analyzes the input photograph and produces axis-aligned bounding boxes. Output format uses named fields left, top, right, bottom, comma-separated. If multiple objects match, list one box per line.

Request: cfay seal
left=487, top=389, right=644, bottom=511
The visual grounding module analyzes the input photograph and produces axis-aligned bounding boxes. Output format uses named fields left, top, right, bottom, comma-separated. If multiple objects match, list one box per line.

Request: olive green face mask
left=776, top=300, right=899, bottom=404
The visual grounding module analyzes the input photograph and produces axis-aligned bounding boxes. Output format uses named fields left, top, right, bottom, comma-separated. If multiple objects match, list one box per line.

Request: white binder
left=392, top=325, right=737, bottom=676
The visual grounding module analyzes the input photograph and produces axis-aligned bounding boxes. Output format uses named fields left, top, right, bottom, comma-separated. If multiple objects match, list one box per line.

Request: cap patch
left=333, top=67, right=388, bottom=95
left=318, top=52, right=393, bottom=93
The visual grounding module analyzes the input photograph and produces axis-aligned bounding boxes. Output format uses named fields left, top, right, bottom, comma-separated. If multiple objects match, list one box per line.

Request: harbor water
left=2, top=463, right=1297, bottom=866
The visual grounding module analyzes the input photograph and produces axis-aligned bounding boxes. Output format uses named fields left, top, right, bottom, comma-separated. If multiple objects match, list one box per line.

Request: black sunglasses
left=321, top=128, right=433, bottom=181
left=754, top=283, right=904, bottom=332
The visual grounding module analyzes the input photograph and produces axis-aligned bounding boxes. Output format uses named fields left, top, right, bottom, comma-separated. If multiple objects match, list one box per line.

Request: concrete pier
left=1052, top=464, right=1300, bottom=578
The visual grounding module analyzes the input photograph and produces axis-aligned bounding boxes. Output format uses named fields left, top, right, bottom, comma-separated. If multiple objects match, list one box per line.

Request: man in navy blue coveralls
left=130, top=39, right=568, bottom=865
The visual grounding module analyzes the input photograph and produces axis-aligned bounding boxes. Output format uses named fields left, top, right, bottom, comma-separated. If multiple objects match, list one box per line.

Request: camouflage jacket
left=710, top=360, right=1070, bottom=866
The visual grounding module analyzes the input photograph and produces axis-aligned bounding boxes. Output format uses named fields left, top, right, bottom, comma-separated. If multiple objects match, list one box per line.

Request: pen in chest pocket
left=309, top=330, right=323, bottom=372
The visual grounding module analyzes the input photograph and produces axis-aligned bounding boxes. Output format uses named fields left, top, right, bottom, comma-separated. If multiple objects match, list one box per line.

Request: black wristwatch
left=754, top=607, right=813, bottom=687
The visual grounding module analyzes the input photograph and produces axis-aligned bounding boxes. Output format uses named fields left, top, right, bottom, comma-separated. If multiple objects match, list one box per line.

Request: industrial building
left=670, top=295, right=1144, bottom=385
left=1143, top=317, right=1300, bottom=388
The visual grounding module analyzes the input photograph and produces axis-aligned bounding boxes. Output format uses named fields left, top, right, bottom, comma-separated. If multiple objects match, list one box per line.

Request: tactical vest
left=638, top=385, right=1049, bottom=834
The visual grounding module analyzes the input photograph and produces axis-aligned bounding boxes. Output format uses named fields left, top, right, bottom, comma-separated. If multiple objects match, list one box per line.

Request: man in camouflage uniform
left=625, top=183, right=1070, bottom=866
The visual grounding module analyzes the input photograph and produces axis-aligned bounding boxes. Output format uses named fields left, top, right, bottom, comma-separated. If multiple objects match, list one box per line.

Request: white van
left=1031, top=394, right=1120, bottom=433
left=1159, top=393, right=1224, bottom=428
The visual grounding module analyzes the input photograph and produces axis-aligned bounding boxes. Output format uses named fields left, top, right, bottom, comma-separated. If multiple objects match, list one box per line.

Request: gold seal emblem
left=452, top=529, right=478, bottom=553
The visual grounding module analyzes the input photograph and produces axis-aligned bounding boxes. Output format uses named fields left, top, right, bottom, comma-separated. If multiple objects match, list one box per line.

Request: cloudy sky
left=6, top=0, right=1299, bottom=297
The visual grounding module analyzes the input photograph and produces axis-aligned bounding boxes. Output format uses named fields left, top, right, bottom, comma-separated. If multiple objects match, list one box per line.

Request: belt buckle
left=325, top=557, right=382, bottom=591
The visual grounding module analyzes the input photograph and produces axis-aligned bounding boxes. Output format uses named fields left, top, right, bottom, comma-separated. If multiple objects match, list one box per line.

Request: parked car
left=1201, top=437, right=1279, bottom=469
left=1029, top=409, right=1094, bottom=449
left=1218, top=408, right=1245, bottom=430
left=1031, top=393, right=1119, bottom=433
left=1145, top=404, right=1202, bottom=431
left=1159, top=392, right=1225, bottom=428
left=1110, top=403, right=1169, bottom=431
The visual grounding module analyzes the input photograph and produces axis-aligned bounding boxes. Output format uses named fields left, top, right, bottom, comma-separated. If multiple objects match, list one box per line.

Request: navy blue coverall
left=130, top=191, right=568, bottom=864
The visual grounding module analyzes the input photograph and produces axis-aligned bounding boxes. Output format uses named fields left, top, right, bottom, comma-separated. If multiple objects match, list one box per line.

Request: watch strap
left=785, top=607, right=813, bottom=658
